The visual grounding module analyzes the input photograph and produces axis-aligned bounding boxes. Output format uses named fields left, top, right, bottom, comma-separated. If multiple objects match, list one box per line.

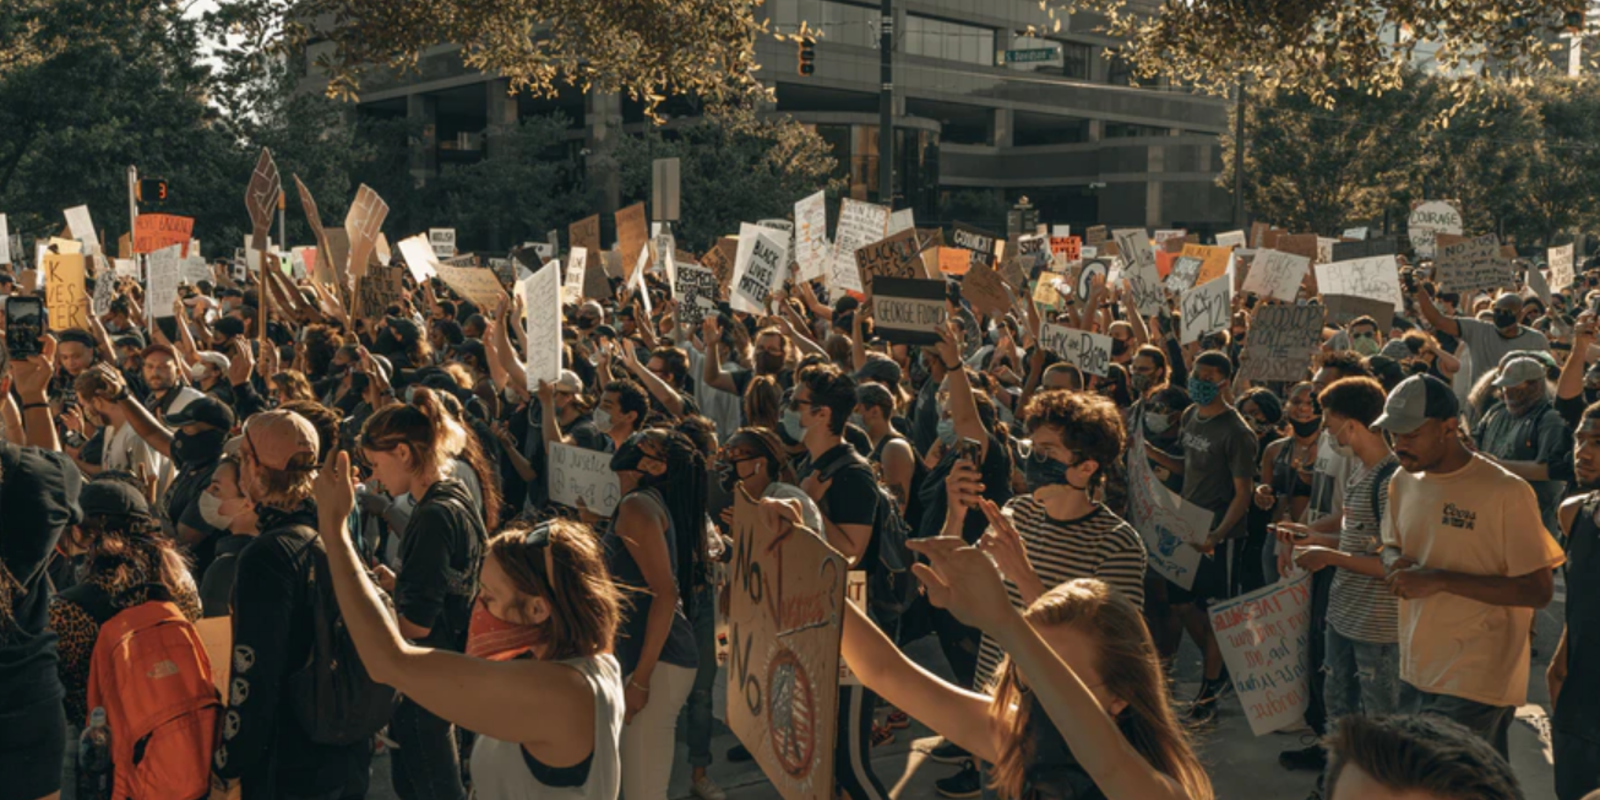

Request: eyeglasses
left=524, top=522, right=558, bottom=595
left=789, top=397, right=814, bottom=412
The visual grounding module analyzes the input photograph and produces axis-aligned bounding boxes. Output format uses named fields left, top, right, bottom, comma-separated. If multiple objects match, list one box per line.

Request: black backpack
left=286, top=529, right=399, bottom=745
left=818, top=452, right=917, bottom=623
left=1368, top=460, right=1400, bottom=529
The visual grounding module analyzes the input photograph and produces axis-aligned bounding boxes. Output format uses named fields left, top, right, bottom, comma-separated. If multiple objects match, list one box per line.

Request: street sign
left=997, top=47, right=1063, bottom=66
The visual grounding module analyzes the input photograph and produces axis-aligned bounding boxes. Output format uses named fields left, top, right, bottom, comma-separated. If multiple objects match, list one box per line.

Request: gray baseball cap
left=1372, top=374, right=1460, bottom=435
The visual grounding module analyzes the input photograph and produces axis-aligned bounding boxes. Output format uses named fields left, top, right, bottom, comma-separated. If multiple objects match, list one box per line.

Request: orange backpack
left=85, top=599, right=222, bottom=800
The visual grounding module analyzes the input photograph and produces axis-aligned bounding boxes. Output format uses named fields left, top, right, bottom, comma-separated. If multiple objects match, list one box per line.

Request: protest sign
left=357, top=266, right=404, bottom=318
left=1166, top=255, right=1204, bottom=293
left=830, top=200, right=889, bottom=294
left=548, top=442, right=622, bottom=516
left=1215, top=230, right=1246, bottom=250
left=1329, top=237, right=1397, bottom=264
left=1122, top=255, right=1165, bottom=318
left=1181, top=244, right=1232, bottom=288
left=1276, top=234, right=1319, bottom=264
left=887, top=208, right=915, bottom=236
left=727, top=487, right=844, bottom=800
left=652, top=231, right=678, bottom=297
left=1033, top=277, right=1064, bottom=310
left=437, top=264, right=508, bottom=311
left=1316, top=237, right=1338, bottom=266
left=961, top=261, right=1012, bottom=317
left=563, top=247, right=588, bottom=304
left=1240, top=249, right=1309, bottom=304
left=872, top=277, right=947, bottom=345
left=1180, top=276, right=1231, bottom=345
left=1314, top=255, right=1402, bottom=311
left=147, top=245, right=182, bottom=320
left=1342, top=227, right=1369, bottom=240
left=1242, top=306, right=1324, bottom=382
left=794, top=190, right=829, bottom=281
left=1526, top=263, right=1551, bottom=305
left=950, top=223, right=1001, bottom=268
left=1084, top=225, right=1109, bottom=247
left=1072, top=259, right=1109, bottom=301
left=1436, top=234, right=1511, bottom=295
left=244, top=148, right=281, bottom=255
left=64, top=205, right=95, bottom=245
left=0, top=214, right=9, bottom=264
left=1015, top=235, right=1049, bottom=273
left=397, top=234, right=441, bottom=283
left=343, top=184, right=388, bottom=282
left=114, top=259, right=138, bottom=279
left=523, top=261, right=563, bottom=391
left=1550, top=243, right=1576, bottom=290
left=43, top=252, right=86, bottom=331
left=734, top=229, right=788, bottom=313
left=291, top=176, right=338, bottom=286
left=92, top=266, right=114, bottom=316
left=1112, top=229, right=1153, bottom=271
left=1408, top=200, right=1463, bottom=259
left=183, top=255, right=212, bottom=286
left=569, top=215, right=602, bottom=257
left=1211, top=573, right=1314, bottom=736
left=1039, top=324, right=1113, bottom=377
left=1153, top=229, right=1187, bottom=249
left=1125, top=429, right=1209, bottom=589
left=490, top=258, right=514, bottom=285
left=615, top=202, right=649, bottom=283
left=676, top=264, right=719, bottom=329
left=133, top=214, right=195, bottom=257
left=937, top=247, right=973, bottom=276
left=428, top=228, right=456, bottom=258
left=854, top=229, right=922, bottom=298
left=1323, top=294, right=1394, bottom=331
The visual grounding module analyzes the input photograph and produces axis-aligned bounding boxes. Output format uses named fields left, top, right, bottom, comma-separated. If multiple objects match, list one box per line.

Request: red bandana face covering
left=464, top=602, right=544, bottom=661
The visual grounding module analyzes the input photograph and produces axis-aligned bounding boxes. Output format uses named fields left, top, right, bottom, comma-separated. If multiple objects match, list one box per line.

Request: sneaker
left=726, top=743, right=753, bottom=763
left=691, top=775, right=727, bottom=800
left=871, top=723, right=896, bottom=748
left=1184, top=678, right=1225, bottom=724
left=926, top=740, right=970, bottom=765
left=935, top=761, right=983, bottom=798
left=885, top=710, right=911, bottom=730
left=1278, top=744, right=1327, bottom=772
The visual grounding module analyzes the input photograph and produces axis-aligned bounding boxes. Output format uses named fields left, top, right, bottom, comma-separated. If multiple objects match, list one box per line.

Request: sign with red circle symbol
left=767, top=648, right=816, bottom=777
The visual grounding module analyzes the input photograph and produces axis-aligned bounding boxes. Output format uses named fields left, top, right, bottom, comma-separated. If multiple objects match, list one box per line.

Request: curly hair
left=1020, top=389, right=1125, bottom=489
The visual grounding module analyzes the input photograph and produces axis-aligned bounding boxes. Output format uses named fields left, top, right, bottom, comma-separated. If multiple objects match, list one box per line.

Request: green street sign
left=999, top=47, right=1062, bottom=65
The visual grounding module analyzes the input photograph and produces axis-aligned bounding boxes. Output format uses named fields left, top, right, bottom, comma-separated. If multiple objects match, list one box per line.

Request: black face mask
left=1290, top=417, right=1321, bottom=438
left=1493, top=310, right=1519, bottom=330
left=1586, top=387, right=1600, bottom=406
left=755, top=352, right=786, bottom=375
left=172, top=429, right=228, bottom=467
left=577, top=316, right=598, bottom=330
left=1110, top=338, right=1128, bottom=357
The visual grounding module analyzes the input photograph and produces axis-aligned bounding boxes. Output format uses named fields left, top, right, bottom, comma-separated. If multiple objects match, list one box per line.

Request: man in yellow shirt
left=1373, top=374, right=1565, bottom=758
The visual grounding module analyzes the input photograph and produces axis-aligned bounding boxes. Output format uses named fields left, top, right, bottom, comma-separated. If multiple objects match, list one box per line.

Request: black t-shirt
left=1559, top=494, right=1600, bottom=741
left=798, top=444, right=881, bottom=567
left=395, top=479, right=486, bottom=651
left=918, top=433, right=1014, bottom=543
left=524, top=406, right=608, bottom=510
left=0, top=443, right=82, bottom=712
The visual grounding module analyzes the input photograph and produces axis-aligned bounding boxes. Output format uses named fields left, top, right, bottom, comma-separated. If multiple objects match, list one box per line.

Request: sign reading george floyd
left=871, top=277, right=948, bottom=345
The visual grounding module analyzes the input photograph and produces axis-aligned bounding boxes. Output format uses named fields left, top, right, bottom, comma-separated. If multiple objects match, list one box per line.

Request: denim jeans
left=1322, top=626, right=1400, bottom=722
left=391, top=696, right=466, bottom=800
left=1400, top=682, right=1515, bottom=759
left=678, top=586, right=718, bottom=769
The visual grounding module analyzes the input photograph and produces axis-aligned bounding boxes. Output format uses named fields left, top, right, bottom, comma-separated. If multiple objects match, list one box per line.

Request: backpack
left=818, top=451, right=917, bottom=623
left=286, top=530, right=400, bottom=745
left=1368, top=460, right=1401, bottom=529
left=84, top=589, right=220, bottom=800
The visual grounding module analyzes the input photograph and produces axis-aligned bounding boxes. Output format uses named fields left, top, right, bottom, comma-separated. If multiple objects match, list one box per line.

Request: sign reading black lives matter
left=1242, top=306, right=1325, bottom=382
left=871, top=277, right=948, bottom=345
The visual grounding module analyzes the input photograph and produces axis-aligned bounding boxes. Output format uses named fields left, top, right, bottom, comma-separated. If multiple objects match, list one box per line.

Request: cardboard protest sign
left=1408, top=200, right=1462, bottom=259
left=569, top=215, right=601, bottom=257
left=1242, top=306, right=1324, bottom=382
left=937, top=247, right=973, bottom=276
left=1033, top=276, right=1064, bottom=310
left=1014, top=235, right=1048, bottom=274
left=563, top=247, right=588, bottom=304
left=133, top=214, right=195, bottom=257
left=1316, top=237, right=1339, bottom=266
left=1436, top=234, right=1510, bottom=295
left=1276, top=234, right=1319, bottom=263
left=1182, top=244, right=1233, bottom=287
left=523, top=261, right=563, bottom=391
left=1549, top=243, right=1576, bottom=290
left=1315, top=255, right=1402, bottom=312
left=830, top=200, right=889, bottom=294
left=961, top=261, right=1012, bottom=318
left=548, top=442, right=622, bottom=516
left=727, top=487, right=845, bottom=800
left=147, top=245, right=182, bottom=320
left=794, top=191, right=830, bottom=282
left=1166, top=256, right=1204, bottom=293
left=293, top=176, right=339, bottom=286
left=43, top=252, right=86, bottom=330
left=950, top=223, right=1001, bottom=268
left=1039, top=324, right=1113, bottom=377
left=437, top=264, right=508, bottom=312
left=1526, top=263, right=1552, bottom=305
left=854, top=228, right=923, bottom=299
left=1215, top=230, right=1246, bottom=250
left=92, top=267, right=115, bottom=316
left=1240, top=250, right=1310, bottom=304
left=1212, top=574, right=1314, bottom=736
left=397, top=234, right=441, bottom=283
left=1125, top=428, right=1208, bottom=589
left=676, top=264, right=719, bottom=329
left=357, top=266, right=404, bottom=318
left=428, top=228, right=457, bottom=259
left=871, top=277, right=947, bottom=345
left=1249, top=222, right=1271, bottom=249
left=734, top=229, right=788, bottom=314
left=1329, top=237, right=1397, bottom=264
left=1323, top=294, right=1394, bottom=331
left=1084, top=225, right=1109, bottom=247
left=615, top=202, right=649, bottom=283
left=343, top=184, right=388, bottom=283
left=1180, top=276, right=1231, bottom=345
left=244, top=148, right=281, bottom=255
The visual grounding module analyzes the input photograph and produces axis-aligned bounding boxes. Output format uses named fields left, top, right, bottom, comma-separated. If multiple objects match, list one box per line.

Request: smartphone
left=5, top=295, right=45, bottom=360
left=955, top=436, right=983, bottom=464
left=1270, top=523, right=1310, bottom=541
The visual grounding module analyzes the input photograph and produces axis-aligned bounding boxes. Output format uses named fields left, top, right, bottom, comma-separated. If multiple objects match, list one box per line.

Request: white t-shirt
left=470, top=654, right=624, bottom=800
left=102, top=421, right=166, bottom=479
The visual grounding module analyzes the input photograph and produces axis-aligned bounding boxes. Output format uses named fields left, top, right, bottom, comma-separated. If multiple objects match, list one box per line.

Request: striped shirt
left=1327, top=455, right=1400, bottom=644
left=975, top=497, right=1148, bottom=689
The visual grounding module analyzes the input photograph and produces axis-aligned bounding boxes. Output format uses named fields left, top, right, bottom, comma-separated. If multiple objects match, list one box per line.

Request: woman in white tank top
left=311, top=450, right=626, bottom=800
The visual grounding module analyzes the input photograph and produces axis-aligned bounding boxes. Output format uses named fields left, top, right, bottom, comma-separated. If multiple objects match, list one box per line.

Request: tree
left=424, top=115, right=596, bottom=252
left=611, top=107, right=842, bottom=252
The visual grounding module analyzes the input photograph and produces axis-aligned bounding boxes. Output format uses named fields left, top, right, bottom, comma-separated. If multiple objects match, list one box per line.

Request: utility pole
left=1232, top=77, right=1246, bottom=228
left=127, top=165, right=139, bottom=251
left=878, top=0, right=894, bottom=207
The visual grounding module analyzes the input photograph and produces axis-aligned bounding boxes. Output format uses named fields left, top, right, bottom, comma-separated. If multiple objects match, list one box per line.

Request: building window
left=1104, top=122, right=1168, bottom=138
left=770, top=0, right=876, bottom=48
left=904, top=15, right=995, bottom=66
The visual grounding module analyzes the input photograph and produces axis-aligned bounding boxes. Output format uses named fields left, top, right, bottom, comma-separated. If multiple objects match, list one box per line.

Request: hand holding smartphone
left=5, top=296, right=46, bottom=360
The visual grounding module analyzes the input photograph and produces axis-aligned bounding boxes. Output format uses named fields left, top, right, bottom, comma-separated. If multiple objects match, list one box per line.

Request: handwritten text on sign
left=1408, top=200, right=1462, bottom=259
left=1211, top=573, right=1313, bottom=736
left=1125, top=428, right=1208, bottom=589
left=1039, top=324, right=1112, bottom=378
left=147, top=245, right=182, bottom=320
left=1180, top=276, right=1231, bottom=345
left=1243, top=306, right=1325, bottom=383
left=1315, top=255, right=1402, bottom=311
left=1549, top=243, right=1576, bottom=291
left=831, top=200, right=889, bottom=294
left=548, top=442, right=621, bottom=516
left=728, top=488, right=844, bottom=800
left=736, top=231, right=787, bottom=312
left=524, top=261, right=563, bottom=391
left=44, top=253, right=87, bottom=331
left=794, top=191, right=830, bottom=282
left=1436, top=234, right=1511, bottom=295
left=1240, top=249, right=1309, bottom=304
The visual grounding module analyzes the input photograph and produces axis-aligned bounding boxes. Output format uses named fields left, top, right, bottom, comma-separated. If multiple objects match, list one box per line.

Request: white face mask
left=593, top=408, right=613, bottom=432
left=190, top=363, right=209, bottom=382
left=198, top=492, right=233, bottom=530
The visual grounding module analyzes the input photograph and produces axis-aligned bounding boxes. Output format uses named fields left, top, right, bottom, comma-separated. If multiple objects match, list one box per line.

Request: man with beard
left=1375, top=374, right=1564, bottom=758
left=140, top=342, right=203, bottom=417
left=1549, top=403, right=1600, bottom=799
left=1473, top=355, right=1571, bottom=540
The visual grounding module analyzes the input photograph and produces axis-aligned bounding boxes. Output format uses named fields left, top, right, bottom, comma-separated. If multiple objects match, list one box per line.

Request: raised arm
left=1558, top=319, right=1594, bottom=402
left=700, top=319, right=738, bottom=395
left=1414, top=282, right=1460, bottom=339
left=935, top=321, right=988, bottom=461
left=617, top=341, right=685, bottom=418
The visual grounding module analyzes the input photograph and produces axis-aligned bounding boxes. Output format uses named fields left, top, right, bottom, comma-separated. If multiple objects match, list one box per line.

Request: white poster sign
left=1241, top=249, right=1310, bottom=304
left=64, top=205, right=95, bottom=244
left=428, top=228, right=457, bottom=258
left=549, top=442, right=622, bottom=516
left=1408, top=200, right=1463, bottom=259
left=563, top=247, right=588, bottom=304
left=147, top=245, right=182, bottom=320
left=1180, top=276, right=1232, bottom=345
left=397, top=234, right=441, bottom=283
left=524, top=261, right=563, bottom=391
left=1211, top=574, right=1314, bottom=736
left=0, top=214, right=9, bottom=264
left=1038, top=324, right=1113, bottom=378
left=1549, top=243, right=1576, bottom=291
left=1215, top=230, right=1246, bottom=250
left=830, top=199, right=889, bottom=294
left=794, top=190, right=830, bottom=282
left=1315, top=255, right=1403, bottom=311
left=733, top=229, right=788, bottom=314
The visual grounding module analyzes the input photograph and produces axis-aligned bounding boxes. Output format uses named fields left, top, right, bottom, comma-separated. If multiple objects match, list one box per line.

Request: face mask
left=755, top=352, right=786, bottom=375
left=1024, top=453, right=1075, bottom=492
left=172, top=429, right=228, bottom=467
left=465, top=601, right=544, bottom=661
left=937, top=418, right=959, bottom=447
left=1352, top=336, right=1380, bottom=356
left=1329, top=424, right=1356, bottom=459
left=198, top=492, right=234, bottom=530
left=1290, top=417, right=1321, bottom=438
left=782, top=409, right=805, bottom=442
left=190, top=363, right=209, bottom=382
left=1130, top=372, right=1153, bottom=395
left=849, top=413, right=866, bottom=430
left=1110, top=338, right=1128, bottom=357
left=592, top=408, right=613, bottom=432
left=1187, top=376, right=1221, bottom=406
left=1493, top=310, right=1519, bottom=330
left=1144, top=410, right=1172, bottom=435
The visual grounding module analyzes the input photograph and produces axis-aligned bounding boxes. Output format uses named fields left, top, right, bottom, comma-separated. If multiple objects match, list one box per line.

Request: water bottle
left=78, top=707, right=113, bottom=800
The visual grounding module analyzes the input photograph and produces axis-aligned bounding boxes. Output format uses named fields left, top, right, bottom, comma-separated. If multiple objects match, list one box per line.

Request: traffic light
left=1566, top=8, right=1586, bottom=32
left=137, top=178, right=168, bottom=204
left=797, top=35, right=816, bottom=76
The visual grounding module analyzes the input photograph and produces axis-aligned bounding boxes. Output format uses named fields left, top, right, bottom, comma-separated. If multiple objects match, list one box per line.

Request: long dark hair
left=636, top=429, right=709, bottom=610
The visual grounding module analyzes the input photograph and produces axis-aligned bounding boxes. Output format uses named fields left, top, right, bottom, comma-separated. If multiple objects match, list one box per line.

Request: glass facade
left=768, top=0, right=876, bottom=47
left=806, top=122, right=939, bottom=219
left=904, top=15, right=995, bottom=66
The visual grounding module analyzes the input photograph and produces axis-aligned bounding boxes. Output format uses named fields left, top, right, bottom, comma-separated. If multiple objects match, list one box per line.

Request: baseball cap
left=1372, top=375, right=1460, bottom=435
left=555, top=369, right=583, bottom=393
left=79, top=476, right=152, bottom=519
left=142, top=342, right=178, bottom=361
left=195, top=351, right=232, bottom=374
left=242, top=409, right=320, bottom=471
left=165, top=395, right=237, bottom=431
left=1492, top=356, right=1546, bottom=389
